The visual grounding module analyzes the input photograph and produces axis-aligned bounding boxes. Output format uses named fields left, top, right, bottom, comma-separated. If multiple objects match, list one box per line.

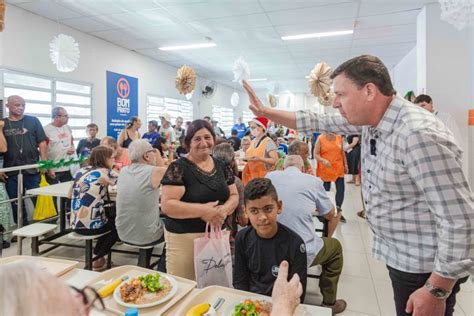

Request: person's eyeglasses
left=146, top=148, right=157, bottom=154
left=70, top=286, right=105, bottom=311
left=370, top=139, right=377, bottom=156
left=57, top=115, right=69, bottom=118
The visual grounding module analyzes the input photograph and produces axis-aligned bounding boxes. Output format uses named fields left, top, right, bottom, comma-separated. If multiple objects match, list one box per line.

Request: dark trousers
left=323, top=177, right=345, bottom=208
left=46, top=171, right=73, bottom=212
left=75, top=220, right=118, bottom=259
left=5, top=173, right=40, bottom=225
left=387, top=265, right=468, bottom=316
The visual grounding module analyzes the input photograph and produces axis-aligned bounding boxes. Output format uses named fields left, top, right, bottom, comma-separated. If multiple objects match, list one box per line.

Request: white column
left=417, top=3, right=473, bottom=180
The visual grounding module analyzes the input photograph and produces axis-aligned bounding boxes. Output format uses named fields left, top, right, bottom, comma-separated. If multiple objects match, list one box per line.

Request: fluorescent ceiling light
left=159, top=42, right=216, bottom=51
left=248, top=78, right=267, bottom=82
left=281, top=30, right=353, bottom=41
left=305, top=76, right=310, bottom=79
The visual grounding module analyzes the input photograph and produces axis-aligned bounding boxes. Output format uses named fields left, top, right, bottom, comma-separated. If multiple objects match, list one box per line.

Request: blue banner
left=106, top=71, right=138, bottom=139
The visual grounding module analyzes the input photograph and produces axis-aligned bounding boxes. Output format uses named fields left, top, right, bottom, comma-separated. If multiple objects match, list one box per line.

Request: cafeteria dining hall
left=0, top=1, right=473, bottom=315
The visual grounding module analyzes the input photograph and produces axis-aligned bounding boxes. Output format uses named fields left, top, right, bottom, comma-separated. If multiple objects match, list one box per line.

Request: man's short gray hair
left=284, top=155, right=304, bottom=169
left=128, top=139, right=153, bottom=163
left=213, top=142, right=234, bottom=165
left=288, top=140, right=305, bottom=155
left=0, top=262, right=85, bottom=315
left=52, top=106, right=66, bottom=118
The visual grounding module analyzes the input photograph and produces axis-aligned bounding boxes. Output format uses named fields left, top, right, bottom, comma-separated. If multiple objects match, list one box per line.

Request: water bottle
left=125, top=307, right=138, bottom=316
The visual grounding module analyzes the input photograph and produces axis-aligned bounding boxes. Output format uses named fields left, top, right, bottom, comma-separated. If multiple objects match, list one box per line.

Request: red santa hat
left=250, top=117, right=269, bottom=131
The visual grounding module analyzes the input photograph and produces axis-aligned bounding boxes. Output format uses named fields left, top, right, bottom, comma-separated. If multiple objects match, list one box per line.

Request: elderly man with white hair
left=116, top=140, right=167, bottom=268
left=266, top=155, right=346, bottom=314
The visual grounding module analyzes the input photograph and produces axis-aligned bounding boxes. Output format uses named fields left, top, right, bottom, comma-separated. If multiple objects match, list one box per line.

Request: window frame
left=1, top=68, right=94, bottom=146
left=212, top=105, right=234, bottom=136
left=146, top=94, right=193, bottom=126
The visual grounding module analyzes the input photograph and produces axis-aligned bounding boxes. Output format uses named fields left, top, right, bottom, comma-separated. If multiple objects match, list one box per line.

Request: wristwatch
left=424, top=280, right=451, bottom=299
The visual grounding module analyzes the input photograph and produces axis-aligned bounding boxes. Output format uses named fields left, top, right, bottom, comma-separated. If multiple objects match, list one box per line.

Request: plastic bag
left=33, top=175, right=57, bottom=221
left=194, top=224, right=233, bottom=288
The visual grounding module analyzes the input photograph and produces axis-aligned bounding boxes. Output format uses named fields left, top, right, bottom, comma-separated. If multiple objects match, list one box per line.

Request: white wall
left=1, top=5, right=244, bottom=136
left=391, top=46, right=417, bottom=96
left=417, top=4, right=472, bottom=177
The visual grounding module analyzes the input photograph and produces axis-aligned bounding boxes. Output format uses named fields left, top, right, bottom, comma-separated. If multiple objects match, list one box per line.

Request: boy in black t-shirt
left=233, top=178, right=307, bottom=302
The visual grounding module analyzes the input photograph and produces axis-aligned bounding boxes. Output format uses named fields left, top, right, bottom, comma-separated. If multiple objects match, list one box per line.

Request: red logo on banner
left=117, top=77, right=130, bottom=99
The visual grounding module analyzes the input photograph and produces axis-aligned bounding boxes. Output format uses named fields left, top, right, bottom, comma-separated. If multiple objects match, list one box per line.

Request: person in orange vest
left=315, top=132, right=348, bottom=222
left=242, top=117, right=279, bottom=184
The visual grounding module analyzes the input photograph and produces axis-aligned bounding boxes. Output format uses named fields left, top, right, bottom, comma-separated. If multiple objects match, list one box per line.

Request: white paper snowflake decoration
left=49, top=34, right=80, bottom=72
left=232, top=56, right=250, bottom=85
left=439, top=0, right=474, bottom=30
left=230, top=92, right=240, bottom=107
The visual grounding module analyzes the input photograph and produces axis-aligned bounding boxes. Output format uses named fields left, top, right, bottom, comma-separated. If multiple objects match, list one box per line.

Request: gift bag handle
left=204, top=223, right=223, bottom=239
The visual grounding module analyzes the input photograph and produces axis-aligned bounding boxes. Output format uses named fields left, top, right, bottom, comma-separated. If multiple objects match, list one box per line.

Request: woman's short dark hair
left=126, top=116, right=139, bottom=129
left=244, top=178, right=278, bottom=205
left=184, top=119, right=216, bottom=151
left=88, top=146, right=113, bottom=169
left=331, top=55, right=396, bottom=96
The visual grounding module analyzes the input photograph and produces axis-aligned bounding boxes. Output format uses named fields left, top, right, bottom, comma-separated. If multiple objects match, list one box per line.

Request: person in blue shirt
left=232, top=116, right=247, bottom=139
left=276, top=137, right=288, bottom=156
left=142, top=120, right=160, bottom=145
left=76, top=123, right=101, bottom=158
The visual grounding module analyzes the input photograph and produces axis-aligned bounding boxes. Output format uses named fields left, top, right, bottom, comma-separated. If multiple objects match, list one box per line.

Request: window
left=2, top=70, right=93, bottom=148
left=242, top=110, right=254, bottom=125
left=146, top=95, right=193, bottom=125
left=54, top=79, right=93, bottom=145
left=212, top=105, right=234, bottom=135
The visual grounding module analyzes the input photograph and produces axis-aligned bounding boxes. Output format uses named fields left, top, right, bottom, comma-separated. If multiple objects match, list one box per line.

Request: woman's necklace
left=8, top=118, right=25, bottom=154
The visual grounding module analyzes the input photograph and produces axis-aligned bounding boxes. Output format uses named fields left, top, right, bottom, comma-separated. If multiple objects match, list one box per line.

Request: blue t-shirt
left=311, top=132, right=320, bottom=144
left=278, top=143, right=288, bottom=155
left=233, top=123, right=247, bottom=139
left=142, top=132, right=160, bottom=145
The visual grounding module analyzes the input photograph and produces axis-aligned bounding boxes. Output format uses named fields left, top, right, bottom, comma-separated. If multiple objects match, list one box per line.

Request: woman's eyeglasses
left=70, top=286, right=105, bottom=311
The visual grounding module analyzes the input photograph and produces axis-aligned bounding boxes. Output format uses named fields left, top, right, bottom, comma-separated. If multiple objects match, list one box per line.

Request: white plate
left=113, top=273, right=178, bottom=309
left=224, top=296, right=273, bottom=316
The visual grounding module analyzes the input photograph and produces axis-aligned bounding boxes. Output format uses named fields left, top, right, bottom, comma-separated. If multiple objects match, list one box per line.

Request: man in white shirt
left=44, top=107, right=75, bottom=184
left=158, top=113, right=176, bottom=146
left=266, top=155, right=345, bottom=314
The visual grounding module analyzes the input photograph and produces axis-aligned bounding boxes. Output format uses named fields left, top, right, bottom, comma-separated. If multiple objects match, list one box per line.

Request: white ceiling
left=7, top=0, right=437, bottom=93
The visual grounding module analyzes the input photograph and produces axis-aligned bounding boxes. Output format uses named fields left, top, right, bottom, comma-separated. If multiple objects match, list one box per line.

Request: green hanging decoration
left=37, top=156, right=87, bottom=170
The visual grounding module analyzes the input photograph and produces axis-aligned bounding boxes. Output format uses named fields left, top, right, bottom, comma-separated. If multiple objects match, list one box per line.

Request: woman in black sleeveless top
left=118, top=116, right=141, bottom=148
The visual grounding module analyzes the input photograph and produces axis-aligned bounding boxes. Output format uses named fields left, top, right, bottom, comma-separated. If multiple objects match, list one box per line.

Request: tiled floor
left=1, top=179, right=472, bottom=316
left=304, top=182, right=473, bottom=316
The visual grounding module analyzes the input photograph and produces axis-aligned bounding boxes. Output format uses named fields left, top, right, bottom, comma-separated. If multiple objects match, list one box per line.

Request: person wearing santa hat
left=242, top=117, right=279, bottom=184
